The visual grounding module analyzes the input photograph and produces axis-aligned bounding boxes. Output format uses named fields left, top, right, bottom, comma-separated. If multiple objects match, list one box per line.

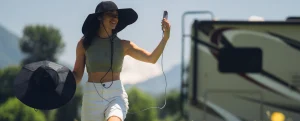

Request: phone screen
left=163, top=11, right=168, bottom=19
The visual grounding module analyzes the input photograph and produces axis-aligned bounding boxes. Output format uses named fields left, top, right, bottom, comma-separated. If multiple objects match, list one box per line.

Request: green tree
left=19, top=24, right=65, bottom=65
left=54, top=85, right=83, bottom=121
left=18, top=24, right=82, bottom=121
left=0, top=65, right=21, bottom=104
left=162, top=89, right=180, bottom=116
left=157, top=89, right=185, bottom=121
left=0, top=97, right=46, bottom=121
left=125, top=87, right=158, bottom=121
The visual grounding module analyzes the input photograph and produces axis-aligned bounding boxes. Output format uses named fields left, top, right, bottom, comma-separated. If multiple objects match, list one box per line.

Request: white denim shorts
left=81, top=80, right=129, bottom=121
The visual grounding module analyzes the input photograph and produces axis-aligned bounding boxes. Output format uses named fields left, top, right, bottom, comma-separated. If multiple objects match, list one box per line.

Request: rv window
left=218, top=47, right=262, bottom=73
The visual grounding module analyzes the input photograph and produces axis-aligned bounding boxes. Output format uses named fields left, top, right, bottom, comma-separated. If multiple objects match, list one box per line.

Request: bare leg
left=107, top=116, right=121, bottom=121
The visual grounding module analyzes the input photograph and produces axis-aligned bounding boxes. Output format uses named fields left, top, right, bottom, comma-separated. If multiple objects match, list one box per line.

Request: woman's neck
left=98, top=26, right=112, bottom=39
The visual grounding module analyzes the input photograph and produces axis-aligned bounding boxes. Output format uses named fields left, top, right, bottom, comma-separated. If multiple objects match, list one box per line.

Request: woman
left=73, top=1, right=170, bottom=121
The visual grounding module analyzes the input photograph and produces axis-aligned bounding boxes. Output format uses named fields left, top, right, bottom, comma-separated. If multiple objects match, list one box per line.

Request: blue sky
left=1, top=0, right=299, bottom=84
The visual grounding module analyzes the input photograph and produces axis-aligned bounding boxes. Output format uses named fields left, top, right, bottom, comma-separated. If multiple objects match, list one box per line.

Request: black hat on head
left=13, top=60, right=76, bottom=110
left=82, top=1, right=138, bottom=35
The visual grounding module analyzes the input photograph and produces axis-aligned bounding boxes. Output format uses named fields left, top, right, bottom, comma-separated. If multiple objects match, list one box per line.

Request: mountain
left=0, top=25, right=24, bottom=68
left=124, top=64, right=181, bottom=96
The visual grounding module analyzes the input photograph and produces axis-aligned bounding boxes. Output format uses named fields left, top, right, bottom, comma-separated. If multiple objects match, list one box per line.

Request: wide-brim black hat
left=13, top=60, right=76, bottom=110
left=82, top=1, right=138, bottom=35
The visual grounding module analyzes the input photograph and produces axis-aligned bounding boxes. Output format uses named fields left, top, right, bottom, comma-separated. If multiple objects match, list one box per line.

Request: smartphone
left=162, top=11, right=168, bottom=31
left=163, top=11, right=168, bottom=19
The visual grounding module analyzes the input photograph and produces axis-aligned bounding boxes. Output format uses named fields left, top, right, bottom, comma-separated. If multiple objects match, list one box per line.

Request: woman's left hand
left=162, top=18, right=171, bottom=40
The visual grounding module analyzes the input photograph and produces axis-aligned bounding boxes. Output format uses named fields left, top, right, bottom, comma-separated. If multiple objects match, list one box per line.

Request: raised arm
left=124, top=18, right=171, bottom=64
left=124, top=38, right=167, bottom=64
left=73, top=38, right=86, bottom=84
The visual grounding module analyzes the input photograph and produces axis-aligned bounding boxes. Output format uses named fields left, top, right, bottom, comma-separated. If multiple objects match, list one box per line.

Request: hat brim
left=13, top=61, right=76, bottom=110
left=82, top=8, right=138, bottom=35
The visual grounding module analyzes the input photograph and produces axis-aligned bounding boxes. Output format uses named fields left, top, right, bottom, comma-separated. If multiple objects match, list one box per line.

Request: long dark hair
left=82, top=14, right=103, bottom=50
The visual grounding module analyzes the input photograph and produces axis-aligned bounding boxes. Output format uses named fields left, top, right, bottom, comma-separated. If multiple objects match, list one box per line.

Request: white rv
left=180, top=11, right=300, bottom=121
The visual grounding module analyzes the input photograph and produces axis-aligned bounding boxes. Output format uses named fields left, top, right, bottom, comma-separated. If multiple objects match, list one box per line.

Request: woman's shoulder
left=120, top=39, right=131, bottom=46
left=76, top=36, right=85, bottom=50
left=114, top=35, right=131, bottom=47
left=120, top=39, right=130, bottom=43
left=119, top=39, right=131, bottom=51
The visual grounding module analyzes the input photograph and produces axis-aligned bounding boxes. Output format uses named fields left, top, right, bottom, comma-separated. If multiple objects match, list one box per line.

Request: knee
left=107, top=116, right=122, bottom=121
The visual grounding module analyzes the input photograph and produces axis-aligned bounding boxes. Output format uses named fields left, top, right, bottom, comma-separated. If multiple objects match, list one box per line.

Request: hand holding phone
left=162, top=11, right=168, bottom=31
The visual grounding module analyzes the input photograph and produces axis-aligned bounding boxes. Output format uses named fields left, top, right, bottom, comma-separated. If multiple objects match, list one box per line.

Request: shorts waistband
left=85, top=80, right=124, bottom=90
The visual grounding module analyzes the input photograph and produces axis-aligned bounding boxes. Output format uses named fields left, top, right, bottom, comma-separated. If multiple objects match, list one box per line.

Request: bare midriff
left=87, top=72, right=121, bottom=83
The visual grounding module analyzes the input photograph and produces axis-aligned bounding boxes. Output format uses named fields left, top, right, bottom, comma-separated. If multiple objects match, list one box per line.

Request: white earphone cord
left=92, top=20, right=167, bottom=115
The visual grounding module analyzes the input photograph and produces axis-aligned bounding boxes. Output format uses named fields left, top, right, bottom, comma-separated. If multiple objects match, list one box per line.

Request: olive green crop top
left=85, top=36, right=124, bottom=73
